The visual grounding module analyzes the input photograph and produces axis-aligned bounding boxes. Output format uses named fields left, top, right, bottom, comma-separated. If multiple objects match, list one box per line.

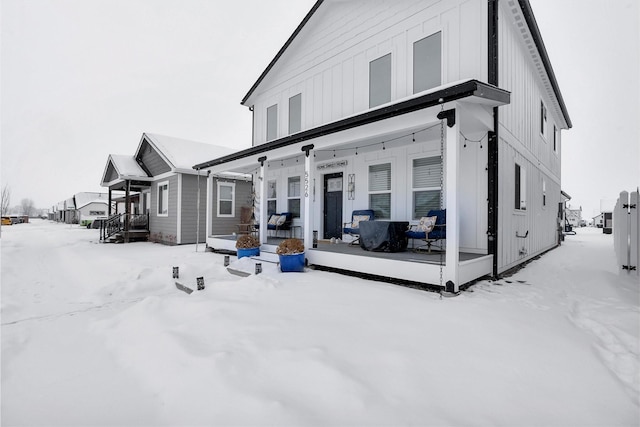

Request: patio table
left=359, top=221, right=409, bottom=252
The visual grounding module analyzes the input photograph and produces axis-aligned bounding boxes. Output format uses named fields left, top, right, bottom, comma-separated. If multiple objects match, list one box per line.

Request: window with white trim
left=89, top=210, right=106, bottom=216
left=412, top=156, right=442, bottom=219
left=217, top=182, right=235, bottom=217
left=157, top=181, right=169, bottom=216
left=267, top=104, right=278, bottom=141
left=413, top=32, right=441, bottom=94
left=289, top=93, right=301, bottom=134
left=542, top=179, right=547, bottom=207
left=369, top=163, right=391, bottom=219
left=287, top=176, right=301, bottom=218
left=369, top=53, right=391, bottom=108
left=267, top=180, right=277, bottom=216
left=553, top=125, right=558, bottom=152
left=515, top=164, right=526, bottom=210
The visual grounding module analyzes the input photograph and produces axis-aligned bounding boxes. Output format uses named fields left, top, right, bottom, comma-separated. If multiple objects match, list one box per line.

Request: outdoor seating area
left=343, top=209, right=374, bottom=246
left=405, top=209, right=447, bottom=253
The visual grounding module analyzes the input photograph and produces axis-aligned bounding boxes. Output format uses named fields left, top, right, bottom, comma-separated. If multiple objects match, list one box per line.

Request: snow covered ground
left=1, top=220, right=638, bottom=426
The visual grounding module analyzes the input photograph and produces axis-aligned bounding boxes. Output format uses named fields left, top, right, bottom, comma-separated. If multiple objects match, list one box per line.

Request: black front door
left=323, top=173, right=343, bottom=239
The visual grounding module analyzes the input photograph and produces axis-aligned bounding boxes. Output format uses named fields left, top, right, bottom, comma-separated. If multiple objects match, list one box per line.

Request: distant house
left=74, top=192, right=110, bottom=226
left=565, top=205, right=582, bottom=228
left=100, top=133, right=249, bottom=244
left=195, top=0, right=571, bottom=291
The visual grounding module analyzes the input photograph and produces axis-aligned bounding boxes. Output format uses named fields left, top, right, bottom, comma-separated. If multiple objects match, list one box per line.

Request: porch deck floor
left=218, top=235, right=484, bottom=265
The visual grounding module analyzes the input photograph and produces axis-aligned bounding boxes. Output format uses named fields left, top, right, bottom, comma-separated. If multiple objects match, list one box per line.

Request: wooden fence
left=613, top=190, right=639, bottom=275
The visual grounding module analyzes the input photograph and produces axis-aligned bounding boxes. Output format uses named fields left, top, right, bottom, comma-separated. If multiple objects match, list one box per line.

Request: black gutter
left=519, top=0, right=572, bottom=128
left=241, top=0, right=324, bottom=106
left=487, top=0, right=500, bottom=279
left=195, top=80, right=510, bottom=170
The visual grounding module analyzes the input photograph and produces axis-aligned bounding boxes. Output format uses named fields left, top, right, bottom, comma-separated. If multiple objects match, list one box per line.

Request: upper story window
left=289, top=93, right=301, bottom=135
left=288, top=176, right=301, bottom=218
left=267, top=104, right=278, bottom=141
left=553, top=125, right=558, bottom=152
left=369, top=53, right=391, bottom=108
left=217, top=182, right=235, bottom=217
left=412, top=156, right=442, bottom=219
left=540, top=101, right=547, bottom=137
left=515, top=163, right=526, bottom=211
left=542, top=179, right=547, bottom=207
left=369, top=163, right=391, bottom=219
left=413, top=32, right=442, bottom=94
left=157, top=181, right=169, bottom=216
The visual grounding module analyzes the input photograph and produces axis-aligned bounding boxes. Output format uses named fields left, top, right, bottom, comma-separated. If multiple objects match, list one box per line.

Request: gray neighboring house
left=100, top=132, right=248, bottom=245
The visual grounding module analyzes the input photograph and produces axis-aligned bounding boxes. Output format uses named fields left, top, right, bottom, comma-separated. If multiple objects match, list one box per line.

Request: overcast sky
left=2, top=0, right=638, bottom=218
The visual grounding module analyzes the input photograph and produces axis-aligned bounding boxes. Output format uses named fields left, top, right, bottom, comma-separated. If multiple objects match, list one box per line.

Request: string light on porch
left=460, top=131, right=489, bottom=149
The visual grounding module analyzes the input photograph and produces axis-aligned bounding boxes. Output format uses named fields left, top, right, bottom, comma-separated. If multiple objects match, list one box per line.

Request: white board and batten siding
left=247, top=0, right=488, bottom=145
left=496, top=1, right=564, bottom=273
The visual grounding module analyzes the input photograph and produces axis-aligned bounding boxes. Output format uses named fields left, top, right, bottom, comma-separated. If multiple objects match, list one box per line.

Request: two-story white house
left=195, top=0, right=571, bottom=291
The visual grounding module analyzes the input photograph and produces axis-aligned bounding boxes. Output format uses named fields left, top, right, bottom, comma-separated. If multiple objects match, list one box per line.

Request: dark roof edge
left=518, top=0, right=572, bottom=128
left=196, top=80, right=510, bottom=169
left=240, top=0, right=324, bottom=106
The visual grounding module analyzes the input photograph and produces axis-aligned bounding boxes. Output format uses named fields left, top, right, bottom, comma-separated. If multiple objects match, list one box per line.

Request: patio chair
left=343, top=209, right=375, bottom=246
left=405, top=209, right=446, bottom=253
left=265, top=212, right=293, bottom=238
left=236, top=206, right=257, bottom=236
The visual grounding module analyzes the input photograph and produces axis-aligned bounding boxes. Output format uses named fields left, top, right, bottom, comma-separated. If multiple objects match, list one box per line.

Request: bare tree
left=1, top=184, right=10, bottom=216
left=21, top=198, right=35, bottom=217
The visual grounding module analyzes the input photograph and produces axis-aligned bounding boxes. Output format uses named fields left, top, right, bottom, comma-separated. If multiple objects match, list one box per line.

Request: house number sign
left=304, top=171, right=309, bottom=197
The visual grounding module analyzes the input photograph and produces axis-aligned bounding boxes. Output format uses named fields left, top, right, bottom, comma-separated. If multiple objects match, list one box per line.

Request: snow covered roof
left=74, top=192, right=109, bottom=210
left=101, top=154, right=151, bottom=187
left=140, top=133, right=236, bottom=173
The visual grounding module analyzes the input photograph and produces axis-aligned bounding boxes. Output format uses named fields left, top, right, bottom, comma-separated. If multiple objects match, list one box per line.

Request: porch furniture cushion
left=343, top=209, right=375, bottom=246
left=276, top=215, right=287, bottom=226
left=359, top=220, right=409, bottom=252
left=268, top=215, right=281, bottom=225
left=417, top=215, right=438, bottom=232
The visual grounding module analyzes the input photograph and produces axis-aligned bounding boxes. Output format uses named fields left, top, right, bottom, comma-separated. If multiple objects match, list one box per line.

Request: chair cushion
left=351, top=214, right=370, bottom=228
left=268, top=215, right=280, bottom=225
left=276, top=215, right=287, bottom=226
left=418, top=216, right=438, bottom=232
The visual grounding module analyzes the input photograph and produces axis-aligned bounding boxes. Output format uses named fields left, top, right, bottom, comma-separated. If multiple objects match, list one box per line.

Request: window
left=267, top=104, right=278, bottom=141
left=217, top=182, right=235, bottom=217
left=369, top=163, right=391, bottom=219
left=413, top=32, right=441, bottom=94
left=288, top=176, right=301, bottom=218
left=369, top=53, right=391, bottom=108
left=89, top=210, right=106, bottom=216
left=267, top=180, right=277, bottom=217
left=540, top=101, right=547, bottom=136
left=157, top=181, right=169, bottom=216
left=553, top=126, right=558, bottom=152
left=515, top=164, right=526, bottom=210
left=412, top=157, right=442, bottom=219
left=542, top=179, right=547, bottom=207
left=289, top=93, right=301, bottom=134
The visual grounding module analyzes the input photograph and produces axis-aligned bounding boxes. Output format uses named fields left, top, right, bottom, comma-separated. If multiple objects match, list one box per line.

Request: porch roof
left=195, top=79, right=510, bottom=170
left=100, top=154, right=151, bottom=188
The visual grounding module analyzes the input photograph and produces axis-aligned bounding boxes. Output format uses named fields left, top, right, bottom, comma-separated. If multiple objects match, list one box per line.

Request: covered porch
left=197, top=80, right=509, bottom=290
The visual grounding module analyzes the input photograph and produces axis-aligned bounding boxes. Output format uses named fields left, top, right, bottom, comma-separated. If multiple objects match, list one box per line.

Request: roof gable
left=100, top=154, right=149, bottom=187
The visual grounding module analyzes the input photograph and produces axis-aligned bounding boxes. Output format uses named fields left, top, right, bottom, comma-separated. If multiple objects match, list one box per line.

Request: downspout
left=196, top=168, right=201, bottom=252
left=487, top=0, right=500, bottom=278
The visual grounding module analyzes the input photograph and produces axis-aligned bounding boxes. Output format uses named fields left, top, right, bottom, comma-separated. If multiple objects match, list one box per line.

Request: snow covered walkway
left=1, top=221, right=638, bottom=426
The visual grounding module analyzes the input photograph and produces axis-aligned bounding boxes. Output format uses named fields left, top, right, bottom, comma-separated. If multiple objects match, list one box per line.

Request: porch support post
left=258, top=157, right=268, bottom=245
left=302, top=145, right=315, bottom=249
left=205, top=171, right=212, bottom=241
left=108, top=188, right=112, bottom=216
left=444, top=107, right=460, bottom=291
left=124, top=179, right=130, bottom=243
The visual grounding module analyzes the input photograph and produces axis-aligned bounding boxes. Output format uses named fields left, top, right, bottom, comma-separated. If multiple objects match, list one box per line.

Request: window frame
left=266, top=104, right=278, bottom=141
left=514, top=164, right=526, bottom=211
left=368, top=162, right=392, bottom=219
left=411, top=156, right=442, bottom=219
left=287, top=176, right=301, bottom=218
left=216, top=181, right=235, bottom=218
left=413, top=31, right=442, bottom=94
left=540, top=101, right=547, bottom=138
left=157, top=181, right=169, bottom=217
left=288, top=93, right=302, bottom=135
left=369, top=53, right=392, bottom=108
left=267, top=180, right=277, bottom=217
left=553, top=125, right=558, bottom=153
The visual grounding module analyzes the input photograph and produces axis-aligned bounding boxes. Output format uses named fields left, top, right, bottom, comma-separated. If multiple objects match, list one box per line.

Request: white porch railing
left=613, top=190, right=639, bottom=275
